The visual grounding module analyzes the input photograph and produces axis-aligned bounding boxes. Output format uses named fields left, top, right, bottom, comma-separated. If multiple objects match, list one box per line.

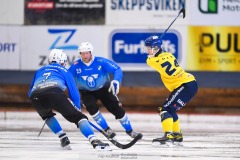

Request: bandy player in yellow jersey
left=144, top=35, right=198, bottom=146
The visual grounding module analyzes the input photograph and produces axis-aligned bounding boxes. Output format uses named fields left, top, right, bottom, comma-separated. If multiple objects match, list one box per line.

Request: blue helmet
left=144, top=36, right=162, bottom=49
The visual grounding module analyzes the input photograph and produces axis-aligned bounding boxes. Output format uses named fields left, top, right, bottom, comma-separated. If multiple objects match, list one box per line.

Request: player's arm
left=68, top=64, right=77, bottom=77
left=28, top=72, right=37, bottom=97
left=64, top=70, right=81, bottom=109
left=102, top=58, right=123, bottom=82
left=102, top=58, right=123, bottom=95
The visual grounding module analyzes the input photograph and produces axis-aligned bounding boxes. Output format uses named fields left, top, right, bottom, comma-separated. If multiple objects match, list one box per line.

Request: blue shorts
left=162, top=80, right=198, bottom=114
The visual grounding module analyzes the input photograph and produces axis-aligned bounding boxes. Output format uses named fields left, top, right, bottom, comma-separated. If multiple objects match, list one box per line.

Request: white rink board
left=0, top=0, right=24, bottom=25
left=106, top=1, right=189, bottom=26
left=0, top=111, right=240, bottom=160
left=0, top=25, right=187, bottom=71
left=20, top=26, right=105, bottom=70
left=0, top=26, right=21, bottom=70
left=189, top=0, right=240, bottom=26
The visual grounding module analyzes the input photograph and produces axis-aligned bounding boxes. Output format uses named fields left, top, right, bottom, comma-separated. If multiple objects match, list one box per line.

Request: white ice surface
left=0, top=111, right=240, bottom=160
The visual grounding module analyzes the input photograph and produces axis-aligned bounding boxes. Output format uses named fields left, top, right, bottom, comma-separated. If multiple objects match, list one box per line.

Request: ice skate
left=126, top=130, right=143, bottom=139
left=91, top=139, right=111, bottom=151
left=173, top=132, right=183, bottom=146
left=152, top=132, right=174, bottom=147
left=59, top=133, right=71, bottom=150
left=104, top=127, right=116, bottom=139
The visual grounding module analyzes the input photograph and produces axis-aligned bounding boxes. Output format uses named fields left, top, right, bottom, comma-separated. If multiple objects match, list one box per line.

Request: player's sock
left=172, top=118, right=183, bottom=143
left=160, top=111, right=173, bottom=133
left=78, top=119, right=96, bottom=141
left=173, top=119, right=181, bottom=133
left=119, top=114, right=132, bottom=132
left=45, top=116, right=63, bottom=135
left=92, top=111, right=109, bottom=130
left=119, top=114, right=142, bottom=138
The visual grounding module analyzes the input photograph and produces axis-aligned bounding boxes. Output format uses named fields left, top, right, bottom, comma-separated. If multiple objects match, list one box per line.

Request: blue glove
left=108, top=80, right=120, bottom=95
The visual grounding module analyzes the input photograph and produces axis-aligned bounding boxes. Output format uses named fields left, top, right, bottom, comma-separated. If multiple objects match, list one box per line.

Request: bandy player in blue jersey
left=28, top=49, right=110, bottom=150
left=69, top=42, right=142, bottom=139
left=144, top=36, right=198, bottom=146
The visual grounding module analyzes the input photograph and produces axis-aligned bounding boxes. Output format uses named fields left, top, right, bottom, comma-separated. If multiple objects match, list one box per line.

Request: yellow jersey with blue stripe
left=146, top=52, right=196, bottom=92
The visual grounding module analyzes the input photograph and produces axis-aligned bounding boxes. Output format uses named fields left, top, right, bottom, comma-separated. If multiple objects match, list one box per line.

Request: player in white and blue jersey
left=69, top=42, right=142, bottom=139
left=28, top=49, right=110, bottom=150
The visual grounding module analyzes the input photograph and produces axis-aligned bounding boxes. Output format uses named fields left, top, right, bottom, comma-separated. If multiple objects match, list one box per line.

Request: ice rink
left=0, top=111, right=240, bottom=160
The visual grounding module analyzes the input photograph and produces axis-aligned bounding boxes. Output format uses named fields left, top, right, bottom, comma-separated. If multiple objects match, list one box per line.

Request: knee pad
left=159, top=111, right=172, bottom=122
left=42, top=113, right=56, bottom=121
left=161, top=104, right=180, bottom=115
left=109, top=107, right=125, bottom=119
left=85, top=104, right=99, bottom=116
left=65, top=113, right=88, bottom=127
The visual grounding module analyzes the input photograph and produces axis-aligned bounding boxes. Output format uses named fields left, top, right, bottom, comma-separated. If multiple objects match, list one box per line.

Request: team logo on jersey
left=82, top=74, right=99, bottom=88
left=86, top=76, right=96, bottom=88
left=110, top=30, right=181, bottom=63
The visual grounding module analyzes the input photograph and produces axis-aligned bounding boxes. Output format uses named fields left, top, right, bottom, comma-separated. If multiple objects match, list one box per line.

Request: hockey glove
left=108, top=80, right=120, bottom=95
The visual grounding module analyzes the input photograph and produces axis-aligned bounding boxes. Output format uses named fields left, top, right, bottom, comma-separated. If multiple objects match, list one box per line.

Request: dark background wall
left=0, top=70, right=240, bottom=114
left=1, top=70, right=240, bottom=88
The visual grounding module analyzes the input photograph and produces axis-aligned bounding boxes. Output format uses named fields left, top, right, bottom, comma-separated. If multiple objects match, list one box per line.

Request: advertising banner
left=0, top=26, right=21, bottom=70
left=25, top=0, right=105, bottom=25
left=106, top=0, right=188, bottom=25
left=187, top=26, right=240, bottom=71
left=20, top=26, right=105, bottom=70
left=108, top=27, right=187, bottom=71
left=189, top=0, right=240, bottom=25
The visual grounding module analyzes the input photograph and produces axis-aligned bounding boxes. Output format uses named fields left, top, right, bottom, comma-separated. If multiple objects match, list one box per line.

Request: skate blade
left=152, top=141, right=182, bottom=148
left=152, top=141, right=161, bottom=146
left=174, top=142, right=183, bottom=147
left=62, top=145, right=72, bottom=150
left=152, top=141, right=174, bottom=147
left=95, top=146, right=112, bottom=151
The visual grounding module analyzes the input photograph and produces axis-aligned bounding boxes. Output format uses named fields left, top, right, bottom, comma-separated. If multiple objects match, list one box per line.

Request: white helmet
left=48, top=49, right=67, bottom=67
left=78, top=42, right=93, bottom=54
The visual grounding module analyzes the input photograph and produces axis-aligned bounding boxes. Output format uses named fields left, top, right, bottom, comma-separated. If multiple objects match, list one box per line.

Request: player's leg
left=99, top=88, right=142, bottom=139
left=53, top=93, right=110, bottom=150
left=152, top=107, right=174, bottom=146
left=153, top=81, right=198, bottom=145
left=30, top=94, right=70, bottom=149
left=172, top=80, right=198, bottom=143
left=172, top=113, right=183, bottom=143
left=80, top=91, right=115, bottom=138
left=153, top=86, right=184, bottom=145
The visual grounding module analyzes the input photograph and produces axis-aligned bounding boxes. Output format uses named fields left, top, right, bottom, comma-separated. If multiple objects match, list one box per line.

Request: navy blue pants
left=161, top=80, right=198, bottom=117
